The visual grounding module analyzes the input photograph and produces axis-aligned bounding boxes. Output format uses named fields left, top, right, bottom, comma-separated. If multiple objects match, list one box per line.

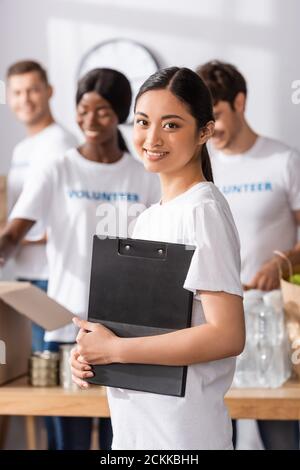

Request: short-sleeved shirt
left=210, top=136, right=300, bottom=284
left=107, top=181, right=243, bottom=450
left=11, top=149, right=160, bottom=342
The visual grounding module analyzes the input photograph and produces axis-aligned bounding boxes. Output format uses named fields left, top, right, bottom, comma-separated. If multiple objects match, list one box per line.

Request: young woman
left=0, top=68, right=159, bottom=449
left=71, top=66, right=246, bottom=450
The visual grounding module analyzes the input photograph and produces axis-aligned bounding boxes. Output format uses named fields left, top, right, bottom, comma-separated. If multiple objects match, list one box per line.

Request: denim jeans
left=232, top=419, right=299, bottom=450
left=45, top=341, right=113, bottom=450
left=52, top=416, right=112, bottom=450
left=18, top=278, right=59, bottom=449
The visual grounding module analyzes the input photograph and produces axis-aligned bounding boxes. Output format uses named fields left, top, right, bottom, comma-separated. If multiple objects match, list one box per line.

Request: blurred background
left=1, top=0, right=300, bottom=172
left=1, top=0, right=300, bottom=452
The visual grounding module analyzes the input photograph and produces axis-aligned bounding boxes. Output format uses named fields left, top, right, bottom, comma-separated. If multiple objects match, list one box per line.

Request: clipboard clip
left=118, top=239, right=167, bottom=260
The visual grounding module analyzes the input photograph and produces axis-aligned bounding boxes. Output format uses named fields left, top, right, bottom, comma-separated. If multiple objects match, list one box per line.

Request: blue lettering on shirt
left=68, top=190, right=139, bottom=202
left=221, top=182, right=273, bottom=195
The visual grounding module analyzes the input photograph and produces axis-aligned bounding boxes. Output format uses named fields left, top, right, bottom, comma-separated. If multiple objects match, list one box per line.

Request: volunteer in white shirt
left=71, top=67, right=245, bottom=450
left=0, top=68, right=160, bottom=450
left=6, top=60, right=77, bottom=353
left=197, top=60, right=300, bottom=450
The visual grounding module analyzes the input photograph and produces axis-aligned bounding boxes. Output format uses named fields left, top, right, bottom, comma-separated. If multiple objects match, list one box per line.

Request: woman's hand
left=70, top=317, right=121, bottom=389
left=73, top=317, right=120, bottom=365
left=70, top=346, right=93, bottom=389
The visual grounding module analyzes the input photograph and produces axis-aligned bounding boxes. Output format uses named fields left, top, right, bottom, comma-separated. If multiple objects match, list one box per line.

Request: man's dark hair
left=196, top=60, right=247, bottom=109
left=6, top=60, right=49, bottom=84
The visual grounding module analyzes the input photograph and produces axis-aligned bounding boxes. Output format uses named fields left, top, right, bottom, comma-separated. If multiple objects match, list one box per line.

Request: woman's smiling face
left=133, top=89, right=203, bottom=174
left=76, top=91, right=119, bottom=144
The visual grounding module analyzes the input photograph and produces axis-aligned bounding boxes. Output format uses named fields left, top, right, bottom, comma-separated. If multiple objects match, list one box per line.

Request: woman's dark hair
left=76, top=68, right=132, bottom=152
left=135, top=67, right=215, bottom=182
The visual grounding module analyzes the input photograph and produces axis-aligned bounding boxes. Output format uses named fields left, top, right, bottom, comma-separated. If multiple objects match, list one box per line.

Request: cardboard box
left=0, top=282, right=74, bottom=385
left=0, top=175, right=7, bottom=230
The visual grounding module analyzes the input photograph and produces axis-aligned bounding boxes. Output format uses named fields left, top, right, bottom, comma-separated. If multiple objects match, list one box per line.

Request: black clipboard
left=87, top=236, right=195, bottom=397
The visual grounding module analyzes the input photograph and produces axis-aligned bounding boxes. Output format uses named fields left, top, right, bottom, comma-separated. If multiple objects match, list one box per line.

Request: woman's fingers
left=76, top=328, right=87, bottom=343
left=71, top=365, right=94, bottom=380
left=70, top=347, right=91, bottom=371
left=71, top=346, right=79, bottom=359
left=71, top=374, right=90, bottom=389
left=78, top=355, right=90, bottom=364
left=70, top=358, right=91, bottom=372
left=73, top=317, right=97, bottom=332
left=70, top=347, right=94, bottom=388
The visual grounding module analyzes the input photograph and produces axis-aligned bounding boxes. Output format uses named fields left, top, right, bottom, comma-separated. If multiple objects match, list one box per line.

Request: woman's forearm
left=116, top=322, right=244, bottom=366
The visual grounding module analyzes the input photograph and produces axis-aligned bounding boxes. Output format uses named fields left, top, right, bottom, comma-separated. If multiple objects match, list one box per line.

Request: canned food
left=29, top=350, right=59, bottom=387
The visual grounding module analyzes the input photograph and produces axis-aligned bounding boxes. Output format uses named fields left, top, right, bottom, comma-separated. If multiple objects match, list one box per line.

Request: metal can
left=29, top=350, right=59, bottom=387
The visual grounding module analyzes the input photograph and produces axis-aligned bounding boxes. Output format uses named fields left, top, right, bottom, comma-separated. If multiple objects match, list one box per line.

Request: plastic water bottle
left=233, top=290, right=261, bottom=387
left=261, top=291, right=291, bottom=387
left=233, top=289, right=291, bottom=388
left=254, top=300, right=275, bottom=387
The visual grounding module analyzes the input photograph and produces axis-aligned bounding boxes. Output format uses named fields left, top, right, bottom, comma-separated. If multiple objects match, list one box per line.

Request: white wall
left=1, top=0, right=300, bottom=174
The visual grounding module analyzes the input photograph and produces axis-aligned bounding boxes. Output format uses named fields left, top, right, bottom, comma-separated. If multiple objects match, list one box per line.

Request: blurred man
left=6, top=60, right=77, bottom=352
left=197, top=60, right=300, bottom=450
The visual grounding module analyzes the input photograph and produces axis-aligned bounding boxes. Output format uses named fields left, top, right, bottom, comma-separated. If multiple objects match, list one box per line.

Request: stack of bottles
left=233, top=289, right=291, bottom=388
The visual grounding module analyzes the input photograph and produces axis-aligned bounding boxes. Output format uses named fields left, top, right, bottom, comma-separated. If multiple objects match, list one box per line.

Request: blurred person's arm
left=247, top=209, right=300, bottom=290
left=2, top=157, right=56, bottom=261
left=0, top=218, right=35, bottom=264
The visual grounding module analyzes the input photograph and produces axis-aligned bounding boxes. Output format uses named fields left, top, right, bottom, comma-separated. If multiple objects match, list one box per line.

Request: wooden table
left=0, top=376, right=109, bottom=449
left=226, top=379, right=300, bottom=421
left=1, top=376, right=300, bottom=448
left=0, top=376, right=110, bottom=418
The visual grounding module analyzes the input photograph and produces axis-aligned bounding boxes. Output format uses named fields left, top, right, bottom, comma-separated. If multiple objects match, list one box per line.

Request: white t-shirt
left=11, top=149, right=160, bottom=342
left=210, top=136, right=300, bottom=284
left=107, top=182, right=243, bottom=450
left=8, top=122, right=77, bottom=280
